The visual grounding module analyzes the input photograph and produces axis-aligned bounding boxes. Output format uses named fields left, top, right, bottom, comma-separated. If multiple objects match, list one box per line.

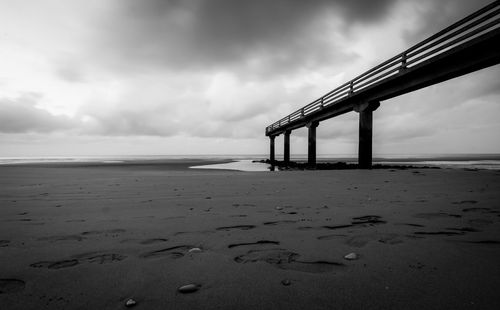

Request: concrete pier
left=284, top=130, right=291, bottom=165
left=355, top=102, right=380, bottom=169
left=269, top=136, right=275, bottom=165
left=307, top=121, right=319, bottom=165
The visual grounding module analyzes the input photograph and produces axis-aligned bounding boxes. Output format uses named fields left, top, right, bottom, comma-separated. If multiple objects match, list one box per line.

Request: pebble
left=344, top=252, right=359, bottom=260
left=281, top=279, right=291, bottom=286
left=125, top=298, right=136, bottom=307
left=188, top=247, right=202, bottom=253
left=178, top=284, right=200, bottom=294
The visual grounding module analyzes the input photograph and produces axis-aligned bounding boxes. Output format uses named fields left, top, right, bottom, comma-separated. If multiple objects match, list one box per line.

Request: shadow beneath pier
left=257, top=160, right=440, bottom=171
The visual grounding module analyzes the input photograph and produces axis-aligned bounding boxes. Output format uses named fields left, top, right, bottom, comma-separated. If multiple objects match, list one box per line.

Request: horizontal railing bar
left=354, top=58, right=402, bottom=86
left=321, top=81, right=351, bottom=99
left=407, top=18, right=500, bottom=67
left=405, top=1, right=499, bottom=55
left=323, top=84, right=351, bottom=101
left=323, top=92, right=350, bottom=105
left=354, top=68, right=401, bottom=91
left=407, top=8, right=500, bottom=58
left=351, top=54, right=402, bottom=84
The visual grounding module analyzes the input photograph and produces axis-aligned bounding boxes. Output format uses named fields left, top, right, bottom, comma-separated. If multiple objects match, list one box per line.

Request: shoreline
left=1, top=154, right=499, bottom=171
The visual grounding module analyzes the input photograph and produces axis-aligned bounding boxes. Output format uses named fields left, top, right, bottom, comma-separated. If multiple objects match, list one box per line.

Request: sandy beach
left=1, top=162, right=500, bottom=309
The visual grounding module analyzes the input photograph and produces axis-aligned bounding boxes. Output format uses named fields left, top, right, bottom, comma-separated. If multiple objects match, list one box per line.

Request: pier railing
left=266, top=1, right=500, bottom=135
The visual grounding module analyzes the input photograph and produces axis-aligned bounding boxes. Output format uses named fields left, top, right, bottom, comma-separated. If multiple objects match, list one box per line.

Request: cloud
left=88, top=0, right=396, bottom=77
left=402, top=0, right=493, bottom=46
left=0, top=93, right=75, bottom=133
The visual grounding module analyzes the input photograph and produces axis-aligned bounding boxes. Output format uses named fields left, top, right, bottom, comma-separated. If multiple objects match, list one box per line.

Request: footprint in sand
left=31, top=259, right=80, bottom=270
left=351, top=215, right=387, bottom=225
left=413, top=212, right=462, bottom=219
left=228, top=240, right=280, bottom=248
left=452, top=200, right=478, bottom=205
left=462, top=207, right=490, bottom=213
left=0, top=279, right=26, bottom=294
left=120, top=238, right=168, bottom=245
left=85, top=253, right=127, bottom=264
left=316, top=234, right=347, bottom=240
left=396, top=223, right=426, bottom=228
left=345, top=233, right=403, bottom=247
left=37, top=235, right=85, bottom=242
left=263, top=220, right=297, bottom=226
left=216, top=225, right=256, bottom=231
left=81, top=229, right=126, bottom=235
left=234, top=249, right=344, bottom=274
left=138, top=238, right=169, bottom=245
left=317, top=216, right=387, bottom=231
left=413, top=231, right=464, bottom=236
left=30, top=252, right=126, bottom=270
left=140, top=245, right=193, bottom=259
left=446, top=227, right=480, bottom=233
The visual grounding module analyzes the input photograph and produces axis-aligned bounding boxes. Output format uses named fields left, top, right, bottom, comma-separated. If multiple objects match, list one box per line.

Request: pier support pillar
left=284, top=130, right=291, bottom=165
left=307, top=121, right=319, bottom=166
left=354, top=101, right=380, bottom=169
left=269, top=135, right=276, bottom=165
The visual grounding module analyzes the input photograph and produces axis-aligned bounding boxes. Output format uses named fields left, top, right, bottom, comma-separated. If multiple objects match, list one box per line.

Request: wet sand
left=1, top=163, right=500, bottom=309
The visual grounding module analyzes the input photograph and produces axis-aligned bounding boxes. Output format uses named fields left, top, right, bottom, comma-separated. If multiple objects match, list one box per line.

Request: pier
left=265, top=1, right=500, bottom=169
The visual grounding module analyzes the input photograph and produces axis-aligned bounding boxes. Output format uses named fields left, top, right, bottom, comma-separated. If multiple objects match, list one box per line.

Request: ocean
left=0, top=154, right=499, bottom=171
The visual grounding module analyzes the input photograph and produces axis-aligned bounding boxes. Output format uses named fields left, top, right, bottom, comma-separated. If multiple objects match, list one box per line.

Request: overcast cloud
left=0, top=0, right=498, bottom=156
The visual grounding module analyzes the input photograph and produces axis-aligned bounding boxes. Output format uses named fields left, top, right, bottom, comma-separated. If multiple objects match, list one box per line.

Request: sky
left=0, top=0, right=499, bottom=157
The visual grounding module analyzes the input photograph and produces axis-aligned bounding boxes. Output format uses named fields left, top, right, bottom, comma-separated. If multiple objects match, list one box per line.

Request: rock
left=188, top=247, right=202, bottom=253
left=125, top=298, right=136, bottom=307
left=344, top=252, right=358, bottom=260
left=275, top=206, right=283, bottom=210
left=178, top=284, right=200, bottom=294
left=281, top=279, right=291, bottom=286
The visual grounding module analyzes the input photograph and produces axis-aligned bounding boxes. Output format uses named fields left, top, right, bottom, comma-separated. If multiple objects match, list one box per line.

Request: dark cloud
left=403, top=0, right=493, bottom=46
left=92, top=0, right=396, bottom=76
left=0, top=93, right=75, bottom=133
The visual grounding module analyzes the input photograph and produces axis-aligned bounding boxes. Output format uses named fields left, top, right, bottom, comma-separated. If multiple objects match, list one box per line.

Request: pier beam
left=307, top=121, right=319, bottom=166
left=354, top=101, right=380, bottom=169
left=284, top=130, right=291, bottom=165
left=269, top=135, right=276, bottom=165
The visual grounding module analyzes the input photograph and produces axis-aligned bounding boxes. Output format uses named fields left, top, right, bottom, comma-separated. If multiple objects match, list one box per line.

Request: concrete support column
left=354, top=101, right=380, bottom=169
left=269, top=136, right=276, bottom=165
left=284, top=130, right=291, bottom=165
left=307, top=121, right=319, bottom=166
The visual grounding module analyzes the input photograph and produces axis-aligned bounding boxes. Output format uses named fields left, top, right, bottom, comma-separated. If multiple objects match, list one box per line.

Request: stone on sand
left=281, top=279, right=291, bottom=286
left=125, top=298, right=136, bottom=307
left=178, top=284, right=201, bottom=294
left=344, top=252, right=359, bottom=260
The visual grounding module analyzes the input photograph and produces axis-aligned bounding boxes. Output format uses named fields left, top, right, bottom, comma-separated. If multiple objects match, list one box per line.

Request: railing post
left=320, top=97, right=324, bottom=109
left=301, top=108, right=305, bottom=117
left=400, top=52, right=408, bottom=72
left=349, top=81, right=354, bottom=95
left=284, top=130, right=291, bottom=165
left=307, top=121, right=319, bottom=166
left=354, top=101, right=380, bottom=169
